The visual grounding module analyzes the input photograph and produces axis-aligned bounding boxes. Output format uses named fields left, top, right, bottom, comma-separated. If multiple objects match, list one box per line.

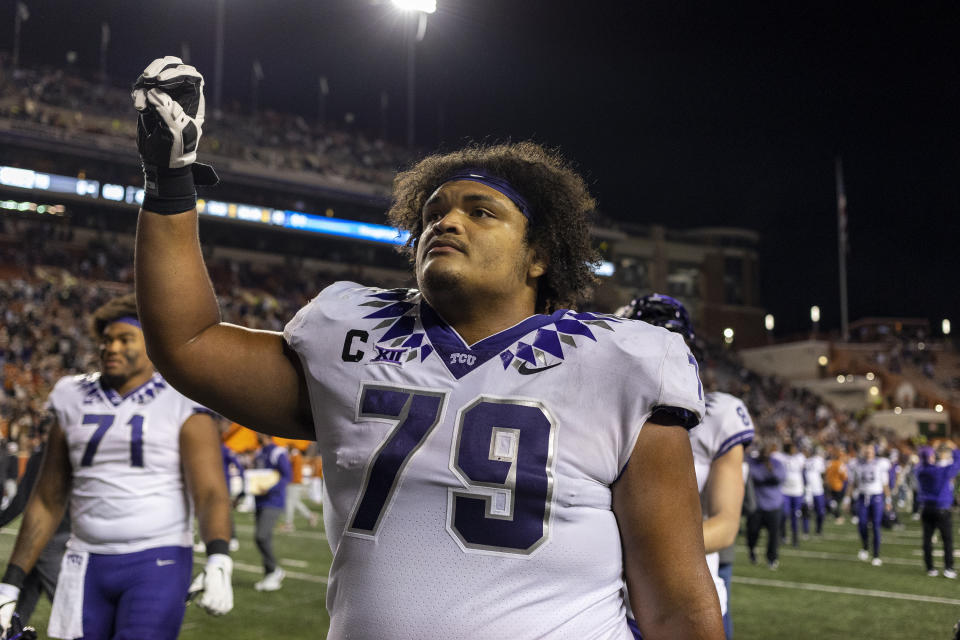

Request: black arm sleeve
left=0, top=450, right=43, bottom=528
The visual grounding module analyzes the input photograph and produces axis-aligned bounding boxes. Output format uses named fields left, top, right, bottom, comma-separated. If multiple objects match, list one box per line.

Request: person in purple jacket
left=252, top=433, right=292, bottom=591
left=746, top=439, right=786, bottom=569
left=915, top=441, right=960, bottom=578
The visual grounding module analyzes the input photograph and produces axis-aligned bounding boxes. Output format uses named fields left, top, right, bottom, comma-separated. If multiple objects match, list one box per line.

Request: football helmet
left=615, top=293, right=695, bottom=341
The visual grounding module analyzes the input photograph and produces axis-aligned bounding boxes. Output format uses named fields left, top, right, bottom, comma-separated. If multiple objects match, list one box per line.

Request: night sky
left=4, top=0, right=957, bottom=336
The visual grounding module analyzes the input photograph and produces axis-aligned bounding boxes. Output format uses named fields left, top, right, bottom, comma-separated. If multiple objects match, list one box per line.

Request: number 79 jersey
left=284, top=282, right=705, bottom=639
left=46, top=372, right=204, bottom=554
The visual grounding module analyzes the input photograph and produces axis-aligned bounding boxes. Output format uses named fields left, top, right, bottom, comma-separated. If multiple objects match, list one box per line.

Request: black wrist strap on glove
left=142, top=162, right=219, bottom=215
left=205, top=538, right=230, bottom=557
left=2, top=564, right=26, bottom=589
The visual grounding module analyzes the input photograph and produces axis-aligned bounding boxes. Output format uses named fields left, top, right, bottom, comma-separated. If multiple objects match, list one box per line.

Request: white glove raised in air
left=132, top=56, right=206, bottom=169
left=188, top=554, right=233, bottom=616
left=0, top=582, right=20, bottom=632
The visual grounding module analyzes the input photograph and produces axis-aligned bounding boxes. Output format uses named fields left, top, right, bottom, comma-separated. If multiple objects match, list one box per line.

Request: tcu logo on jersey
left=449, top=353, right=476, bottom=366
left=67, top=553, right=83, bottom=567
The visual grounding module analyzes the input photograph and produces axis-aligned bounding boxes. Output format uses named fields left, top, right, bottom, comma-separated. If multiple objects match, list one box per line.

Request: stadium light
left=722, top=327, right=734, bottom=345
left=810, top=305, right=821, bottom=323
left=935, top=404, right=944, bottom=413
left=392, top=0, right=437, bottom=147
left=836, top=375, right=845, bottom=384
left=818, top=355, right=828, bottom=366
left=869, top=386, right=879, bottom=396
left=764, top=314, right=775, bottom=331
left=894, top=406, right=902, bottom=415
left=392, top=0, right=437, bottom=13
left=944, top=319, right=952, bottom=336
left=866, top=372, right=875, bottom=381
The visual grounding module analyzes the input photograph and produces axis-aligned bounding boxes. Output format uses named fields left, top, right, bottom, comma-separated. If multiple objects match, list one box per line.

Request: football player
left=132, top=56, right=723, bottom=638
left=0, top=295, right=234, bottom=639
left=772, top=442, right=806, bottom=547
left=801, top=446, right=826, bottom=537
left=848, top=442, right=891, bottom=565
left=617, top=294, right=753, bottom=639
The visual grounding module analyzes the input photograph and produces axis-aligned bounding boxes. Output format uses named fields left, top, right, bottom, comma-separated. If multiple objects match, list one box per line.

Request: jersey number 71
left=80, top=413, right=145, bottom=467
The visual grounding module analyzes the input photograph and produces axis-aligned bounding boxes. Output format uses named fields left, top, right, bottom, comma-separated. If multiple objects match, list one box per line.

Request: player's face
left=861, top=445, right=875, bottom=461
left=99, top=321, right=154, bottom=385
left=415, top=180, right=545, bottom=311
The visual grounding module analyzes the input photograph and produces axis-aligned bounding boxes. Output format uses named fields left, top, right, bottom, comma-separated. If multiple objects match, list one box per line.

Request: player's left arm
left=701, top=443, right=745, bottom=554
left=181, top=412, right=232, bottom=544
left=181, top=412, right=234, bottom=615
left=613, top=422, right=723, bottom=639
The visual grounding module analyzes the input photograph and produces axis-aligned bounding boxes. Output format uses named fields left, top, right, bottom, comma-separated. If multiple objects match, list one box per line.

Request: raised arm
left=702, top=444, right=746, bottom=553
left=132, top=56, right=312, bottom=438
left=612, top=422, right=724, bottom=639
left=136, top=210, right=311, bottom=438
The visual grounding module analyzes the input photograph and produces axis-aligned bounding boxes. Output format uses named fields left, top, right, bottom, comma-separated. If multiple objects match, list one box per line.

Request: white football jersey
left=852, top=458, right=891, bottom=497
left=284, top=282, right=705, bottom=640
left=47, top=372, right=204, bottom=554
left=689, top=391, right=754, bottom=616
left=773, top=452, right=807, bottom=498
left=803, top=455, right=826, bottom=497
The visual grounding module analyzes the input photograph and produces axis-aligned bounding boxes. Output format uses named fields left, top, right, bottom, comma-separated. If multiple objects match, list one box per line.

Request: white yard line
left=234, top=523, right=328, bottom=542
left=772, top=547, right=918, bottom=566
left=734, top=575, right=960, bottom=606
left=192, top=554, right=328, bottom=584
left=280, top=558, right=310, bottom=568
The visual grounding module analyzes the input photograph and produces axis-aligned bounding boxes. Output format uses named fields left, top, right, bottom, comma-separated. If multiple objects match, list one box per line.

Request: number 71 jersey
left=284, top=282, right=705, bottom=639
left=47, top=372, right=204, bottom=554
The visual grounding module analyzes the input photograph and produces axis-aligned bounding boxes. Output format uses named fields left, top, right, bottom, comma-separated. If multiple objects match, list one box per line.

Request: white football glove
left=188, top=554, right=233, bottom=616
left=0, top=583, right=19, bottom=632
left=132, top=56, right=206, bottom=169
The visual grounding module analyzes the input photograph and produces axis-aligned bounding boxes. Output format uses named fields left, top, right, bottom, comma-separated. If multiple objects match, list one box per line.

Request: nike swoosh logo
left=156, top=559, right=176, bottom=566
left=517, top=361, right=562, bottom=375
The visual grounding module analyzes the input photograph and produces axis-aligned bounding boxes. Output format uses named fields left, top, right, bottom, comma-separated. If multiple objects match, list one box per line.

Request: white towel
left=48, top=549, right=88, bottom=639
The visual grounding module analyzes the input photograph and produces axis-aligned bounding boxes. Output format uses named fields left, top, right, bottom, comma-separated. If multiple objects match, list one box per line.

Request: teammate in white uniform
left=848, top=443, right=891, bottom=565
left=802, top=447, right=827, bottom=536
left=772, top=443, right=806, bottom=547
left=133, top=56, right=724, bottom=639
left=618, top=294, right=753, bottom=640
left=0, top=295, right=234, bottom=639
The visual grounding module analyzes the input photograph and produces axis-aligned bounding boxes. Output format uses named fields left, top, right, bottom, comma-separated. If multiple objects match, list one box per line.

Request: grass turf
left=4, top=509, right=957, bottom=638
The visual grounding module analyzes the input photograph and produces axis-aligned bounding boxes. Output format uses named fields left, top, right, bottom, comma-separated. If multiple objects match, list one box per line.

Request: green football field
left=5, top=509, right=959, bottom=639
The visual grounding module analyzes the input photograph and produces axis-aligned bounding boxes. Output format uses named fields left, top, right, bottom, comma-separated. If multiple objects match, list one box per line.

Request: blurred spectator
left=746, top=441, right=785, bottom=570
left=252, top=433, right=290, bottom=592
left=915, top=442, right=960, bottom=578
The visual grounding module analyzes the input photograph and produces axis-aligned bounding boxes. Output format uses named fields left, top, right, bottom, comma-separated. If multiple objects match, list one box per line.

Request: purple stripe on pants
left=857, top=494, right=885, bottom=557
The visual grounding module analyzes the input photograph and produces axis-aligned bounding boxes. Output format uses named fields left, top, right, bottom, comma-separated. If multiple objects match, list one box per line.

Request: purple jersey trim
left=420, top=301, right=568, bottom=379
left=98, top=373, right=167, bottom=406
left=714, top=429, right=754, bottom=460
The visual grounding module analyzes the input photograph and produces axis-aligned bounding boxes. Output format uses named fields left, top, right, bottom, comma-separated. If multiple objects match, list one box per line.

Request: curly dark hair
left=386, top=141, right=600, bottom=313
left=90, top=293, right=139, bottom=339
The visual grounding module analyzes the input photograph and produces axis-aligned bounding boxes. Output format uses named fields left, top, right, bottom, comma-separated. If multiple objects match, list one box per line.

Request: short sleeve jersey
left=774, top=452, right=807, bottom=498
left=804, top=455, right=826, bottom=497
left=46, top=372, right=203, bottom=554
left=853, top=457, right=892, bottom=497
left=689, top=391, right=753, bottom=616
left=690, top=392, right=754, bottom=494
left=284, top=282, right=705, bottom=640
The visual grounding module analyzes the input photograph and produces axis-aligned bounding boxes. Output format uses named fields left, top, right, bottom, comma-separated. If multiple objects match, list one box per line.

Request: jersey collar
left=420, top=301, right=568, bottom=380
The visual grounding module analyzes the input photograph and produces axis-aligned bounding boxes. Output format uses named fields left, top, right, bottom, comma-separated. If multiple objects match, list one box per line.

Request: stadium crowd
left=0, top=59, right=414, bottom=188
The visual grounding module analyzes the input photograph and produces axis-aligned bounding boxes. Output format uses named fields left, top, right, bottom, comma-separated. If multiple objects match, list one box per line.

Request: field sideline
left=3, top=509, right=957, bottom=639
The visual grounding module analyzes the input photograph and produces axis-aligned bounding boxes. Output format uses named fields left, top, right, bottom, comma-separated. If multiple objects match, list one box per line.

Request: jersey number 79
left=345, top=383, right=557, bottom=556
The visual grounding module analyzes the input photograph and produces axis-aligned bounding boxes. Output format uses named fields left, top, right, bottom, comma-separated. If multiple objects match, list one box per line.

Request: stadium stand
left=0, top=62, right=414, bottom=190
